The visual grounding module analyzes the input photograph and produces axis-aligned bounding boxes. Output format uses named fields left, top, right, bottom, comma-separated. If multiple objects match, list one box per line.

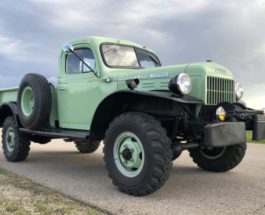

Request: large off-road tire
left=104, top=112, right=172, bottom=196
left=2, top=116, right=31, bottom=162
left=75, top=140, right=100, bottom=153
left=17, top=73, right=52, bottom=129
left=189, top=143, right=247, bottom=172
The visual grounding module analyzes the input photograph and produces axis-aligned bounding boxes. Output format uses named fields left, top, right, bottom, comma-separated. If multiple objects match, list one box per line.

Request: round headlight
left=168, top=73, right=192, bottom=96
left=235, top=81, right=244, bottom=100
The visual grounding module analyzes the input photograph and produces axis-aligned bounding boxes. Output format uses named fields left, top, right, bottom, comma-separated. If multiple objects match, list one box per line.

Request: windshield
left=101, top=43, right=161, bottom=69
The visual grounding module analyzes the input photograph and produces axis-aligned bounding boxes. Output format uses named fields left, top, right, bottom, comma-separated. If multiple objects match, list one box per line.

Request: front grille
left=206, top=76, right=235, bottom=105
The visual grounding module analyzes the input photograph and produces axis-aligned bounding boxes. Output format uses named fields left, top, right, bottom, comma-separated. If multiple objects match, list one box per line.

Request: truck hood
left=117, top=64, right=187, bottom=91
left=117, top=62, right=234, bottom=93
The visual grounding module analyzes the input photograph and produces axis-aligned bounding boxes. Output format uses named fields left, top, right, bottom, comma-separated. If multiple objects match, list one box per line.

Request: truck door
left=57, top=47, right=100, bottom=130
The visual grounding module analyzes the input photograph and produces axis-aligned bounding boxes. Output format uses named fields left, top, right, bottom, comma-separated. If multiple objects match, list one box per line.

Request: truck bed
left=0, top=87, right=18, bottom=105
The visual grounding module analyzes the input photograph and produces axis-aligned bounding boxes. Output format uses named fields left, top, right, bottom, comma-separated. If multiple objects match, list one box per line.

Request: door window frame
left=65, top=47, right=96, bottom=75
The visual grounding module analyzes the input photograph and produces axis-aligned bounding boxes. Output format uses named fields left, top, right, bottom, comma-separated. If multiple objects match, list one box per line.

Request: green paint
left=113, top=131, right=144, bottom=177
left=5, top=127, right=15, bottom=152
left=21, top=86, right=34, bottom=116
left=0, top=88, right=18, bottom=105
left=49, top=86, right=58, bottom=128
left=0, top=36, right=236, bottom=130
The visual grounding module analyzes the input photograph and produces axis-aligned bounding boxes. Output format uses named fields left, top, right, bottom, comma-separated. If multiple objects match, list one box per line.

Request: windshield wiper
left=103, top=42, right=119, bottom=53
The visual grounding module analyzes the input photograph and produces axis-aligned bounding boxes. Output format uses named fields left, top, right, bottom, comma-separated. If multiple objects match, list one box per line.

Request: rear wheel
left=75, top=140, right=100, bottom=153
left=17, top=73, right=52, bottom=129
left=104, top=112, right=172, bottom=196
left=2, top=116, right=30, bottom=162
left=189, top=143, right=246, bottom=172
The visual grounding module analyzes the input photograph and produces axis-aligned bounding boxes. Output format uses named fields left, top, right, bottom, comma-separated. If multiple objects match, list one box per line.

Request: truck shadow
left=2, top=147, right=253, bottom=204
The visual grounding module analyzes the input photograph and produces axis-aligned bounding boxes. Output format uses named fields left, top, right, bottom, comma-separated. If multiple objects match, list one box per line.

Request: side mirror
left=63, top=44, right=74, bottom=53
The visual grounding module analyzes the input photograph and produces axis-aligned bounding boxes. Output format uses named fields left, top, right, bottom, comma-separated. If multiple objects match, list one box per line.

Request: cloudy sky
left=0, top=0, right=265, bottom=108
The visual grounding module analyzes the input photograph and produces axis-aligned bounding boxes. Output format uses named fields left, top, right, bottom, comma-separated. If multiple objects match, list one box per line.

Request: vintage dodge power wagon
left=0, top=36, right=264, bottom=196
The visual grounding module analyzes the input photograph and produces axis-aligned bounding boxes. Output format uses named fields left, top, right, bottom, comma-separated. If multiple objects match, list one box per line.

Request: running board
left=19, top=128, right=90, bottom=140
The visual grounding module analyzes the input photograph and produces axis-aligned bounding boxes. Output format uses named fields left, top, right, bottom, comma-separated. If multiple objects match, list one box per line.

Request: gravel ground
left=0, top=139, right=265, bottom=215
left=0, top=168, right=103, bottom=215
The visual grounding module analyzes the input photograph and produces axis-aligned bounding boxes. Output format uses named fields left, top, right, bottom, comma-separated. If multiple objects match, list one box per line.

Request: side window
left=66, top=48, right=96, bottom=74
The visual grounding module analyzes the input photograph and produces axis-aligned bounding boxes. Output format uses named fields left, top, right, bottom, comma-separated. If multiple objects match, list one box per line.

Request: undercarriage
left=170, top=102, right=265, bottom=157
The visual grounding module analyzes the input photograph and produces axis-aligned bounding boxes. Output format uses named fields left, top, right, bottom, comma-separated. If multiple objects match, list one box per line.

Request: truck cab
left=56, top=37, right=163, bottom=130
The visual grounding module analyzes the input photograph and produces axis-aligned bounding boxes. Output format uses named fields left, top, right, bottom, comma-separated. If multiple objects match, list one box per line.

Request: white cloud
left=29, top=0, right=68, bottom=3
left=26, top=0, right=210, bottom=32
left=27, top=0, right=101, bottom=30
left=244, top=84, right=265, bottom=109
left=0, top=35, right=49, bottom=62
left=0, top=36, right=31, bottom=61
left=52, top=10, right=91, bottom=28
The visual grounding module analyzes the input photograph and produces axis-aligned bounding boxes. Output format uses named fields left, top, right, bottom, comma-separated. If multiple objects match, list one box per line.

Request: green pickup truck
left=0, top=36, right=264, bottom=196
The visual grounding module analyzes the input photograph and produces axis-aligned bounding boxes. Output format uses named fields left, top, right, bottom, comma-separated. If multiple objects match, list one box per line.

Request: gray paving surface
left=0, top=138, right=265, bottom=215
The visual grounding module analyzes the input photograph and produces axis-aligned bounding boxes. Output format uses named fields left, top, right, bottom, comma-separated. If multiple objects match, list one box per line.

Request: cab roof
left=63, top=36, right=156, bottom=54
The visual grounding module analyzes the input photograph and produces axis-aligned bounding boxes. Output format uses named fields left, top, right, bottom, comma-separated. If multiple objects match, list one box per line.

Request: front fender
left=90, top=90, right=202, bottom=139
left=129, top=90, right=203, bottom=104
left=0, top=102, right=19, bottom=127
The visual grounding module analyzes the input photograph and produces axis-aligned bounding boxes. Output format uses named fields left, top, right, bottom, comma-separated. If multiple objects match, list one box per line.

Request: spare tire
left=17, top=73, right=52, bottom=129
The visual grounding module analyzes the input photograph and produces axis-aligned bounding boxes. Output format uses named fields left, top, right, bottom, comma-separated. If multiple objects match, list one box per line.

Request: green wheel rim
left=21, top=86, right=35, bottom=116
left=5, top=127, right=16, bottom=152
left=113, top=131, right=145, bottom=178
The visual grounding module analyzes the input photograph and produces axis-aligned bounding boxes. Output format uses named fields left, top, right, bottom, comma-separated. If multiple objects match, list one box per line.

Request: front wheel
left=189, top=143, right=247, bottom=172
left=104, top=112, right=172, bottom=196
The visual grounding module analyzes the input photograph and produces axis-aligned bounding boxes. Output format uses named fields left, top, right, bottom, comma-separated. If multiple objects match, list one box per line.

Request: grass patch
left=246, top=131, right=265, bottom=144
left=0, top=168, right=104, bottom=215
